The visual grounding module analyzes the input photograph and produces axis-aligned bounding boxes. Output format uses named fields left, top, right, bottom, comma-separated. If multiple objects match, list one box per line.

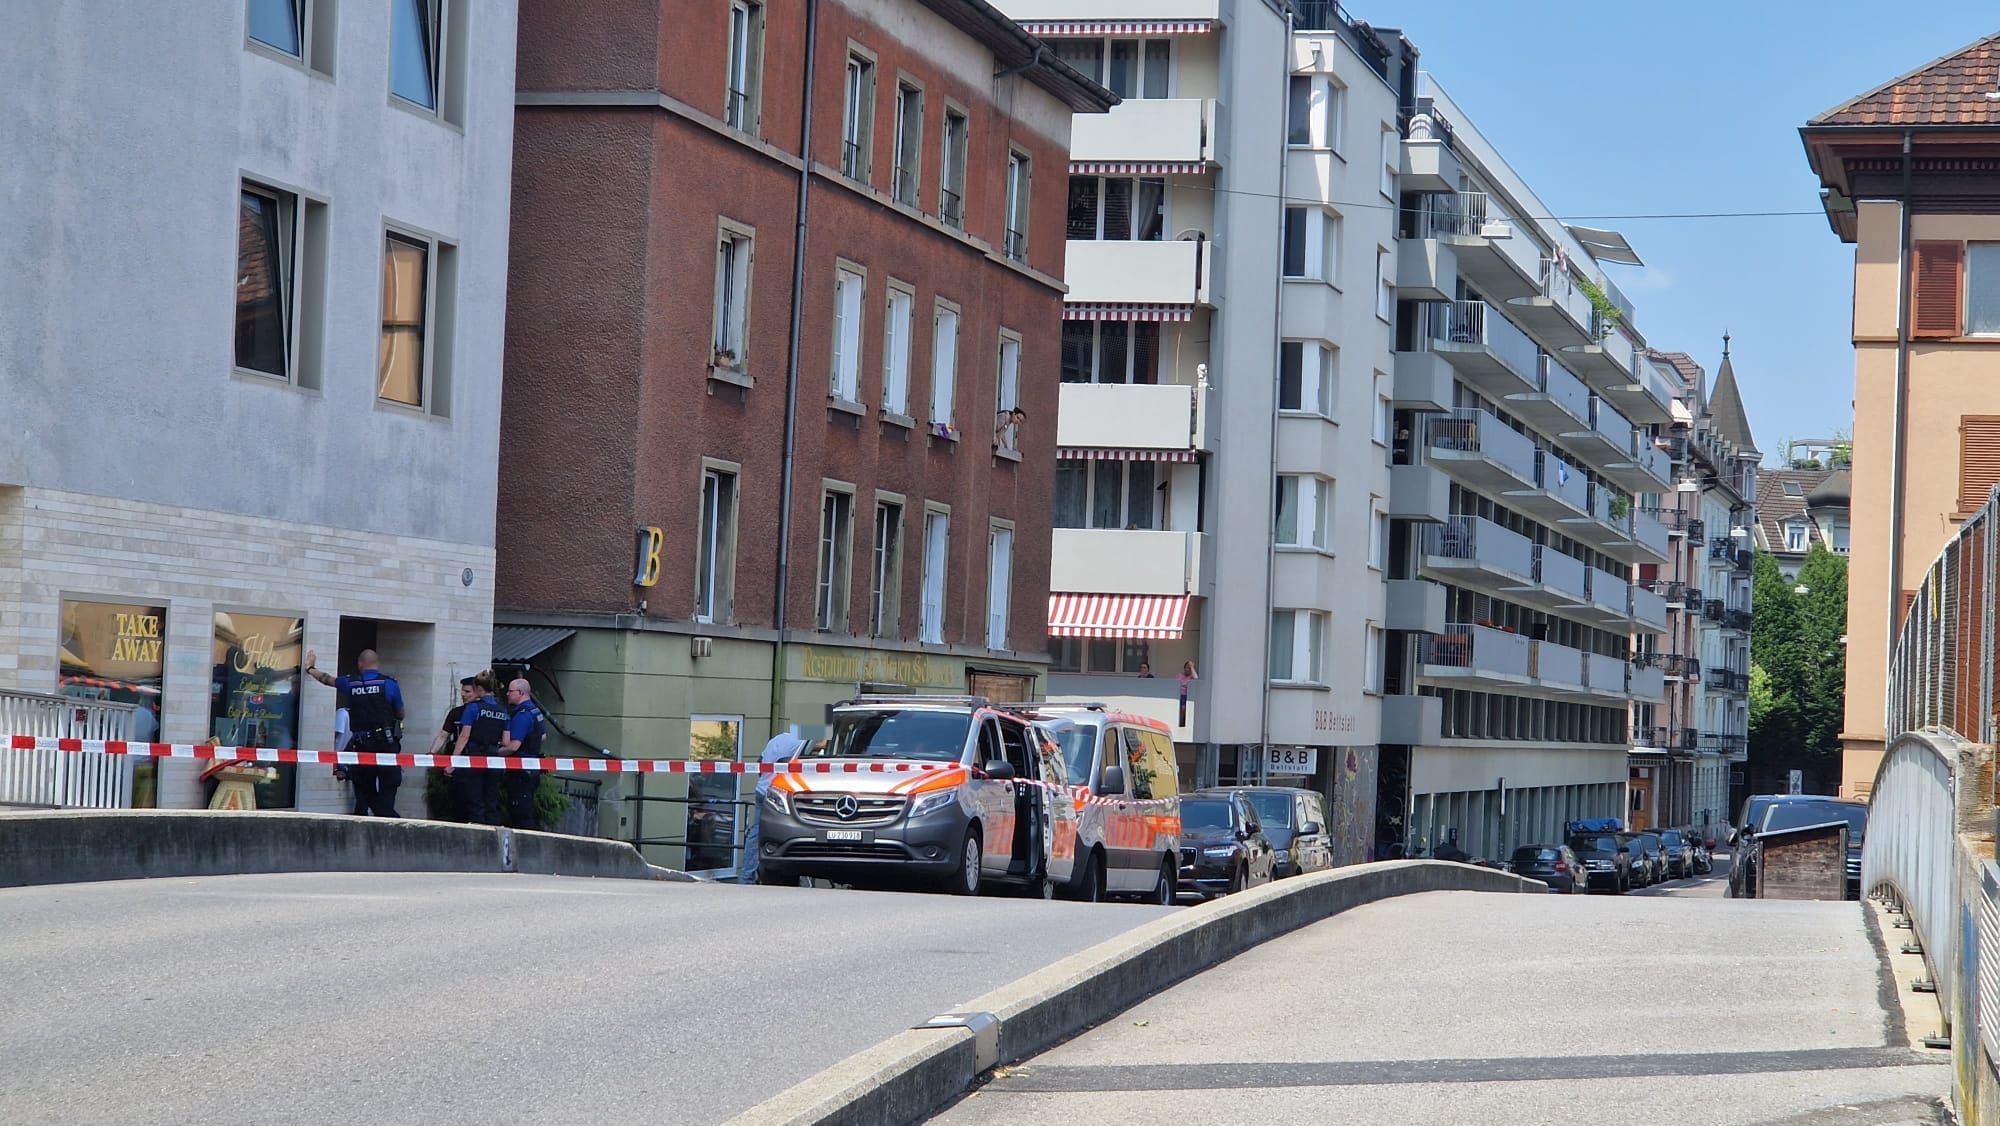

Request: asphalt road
left=936, top=888, right=1949, bottom=1125
left=0, top=873, right=1172, bottom=1124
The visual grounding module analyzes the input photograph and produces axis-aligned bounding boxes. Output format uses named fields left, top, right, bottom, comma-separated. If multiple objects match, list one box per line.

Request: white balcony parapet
left=1536, top=545, right=1588, bottom=600
left=1056, top=382, right=1206, bottom=452
left=1051, top=528, right=1205, bottom=597
left=1630, top=510, right=1670, bottom=558
left=1535, top=640, right=1585, bottom=687
left=1540, top=356, right=1592, bottom=420
left=1064, top=239, right=1212, bottom=308
left=1534, top=450, right=1590, bottom=512
left=1070, top=99, right=1215, bottom=169
left=1628, top=665, right=1666, bottom=702
left=1584, top=651, right=1628, bottom=693
left=1632, top=585, right=1668, bottom=630
left=1420, top=623, right=1531, bottom=679
left=1588, top=566, right=1629, bottom=613
left=1420, top=300, right=1539, bottom=382
left=1422, top=514, right=1534, bottom=581
left=1425, top=407, right=1538, bottom=485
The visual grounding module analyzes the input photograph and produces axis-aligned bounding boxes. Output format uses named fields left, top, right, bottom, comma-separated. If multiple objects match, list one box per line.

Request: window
left=1269, top=610, right=1325, bottom=683
left=1286, top=75, right=1340, bottom=149
left=1364, top=625, right=1384, bottom=694
left=237, top=183, right=328, bottom=388
left=1105, top=38, right=1171, bottom=99
left=931, top=302, right=959, bottom=425
left=1913, top=240, right=1965, bottom=338
left=1274, top=475, right=1330, bottom=549
left=247, top=0, right=302, bottom=57
left=1782, top=480, right=1804, bottom=497
left=1960, top=416, right=2000, bottom=512
left=1282, top=208, right=1338, bottom=282
left=1782, top=520, right=1807, bottom=552
left=892, top=82, right=922, bottom=206
left=1376, top=248, right=1394, bottom=321
left=696, top=467, right=738, bottom=622
left=1374, top=374, right=1392, bottom=444
left=1370, top=505, right=1388, bottom=568
left=1050, top=39, right=1103, bottom=83
left=726, top=1, right=764, bottom=131
left=831, top=266, right=863, bottom=401
left=1830, top=522, right=1850, bottom=554
left=389, top=0, right=440, bottom=110
left=1379, top=128, right=1397, bottom=199
left=1278, top=341, right=1335, bottom=417
left=1968, top=243, right=2000, bottom=336
left=1004, top=152, right=1030, bottom=261
left=713, top=225, right=752, bottom=371
left=987, top=524, right=1013, bottom=650
left=871, top=499, right=903, bottom=637
left=1062, top=320, right=1158, bottom=385
left=995, top=333, right=1021, bottom=452
left=940, top=108, right=969, bottom=229
left=882, top=284, right=913, bottom=414
left=920, top=508, right=949, bottom=643
left=1055, top=458, right=1155, bottom=530
left=816, top=489, right=854, bottom=631
left=842, top=52, right=876, bottom=181
left=379, top=231, right=431, bottom=407
left=1066, top=176, right=1166, bottom=242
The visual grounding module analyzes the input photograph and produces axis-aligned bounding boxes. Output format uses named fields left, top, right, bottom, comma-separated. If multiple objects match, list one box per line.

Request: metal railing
left=1865, top=731, right=1962, bottom=1037
left=0, top=690, right=137, bottom=809
left=941, top=187, right=964, bottom=229
left=725, top=87, right=750, bottom=129
left=1418, top=623, right=1533, bottom=678
left=1413, top=191, right=1488, bottom=239
left=1420, top=300, right=1540, bottom=383
left=841, top=138, right=865, bottom=179
left=1536, top=354, right=1592, bottom=421
left=1421, top=514, right=1536, bottom=580
left=1005, top=228, right=1027, bottom=261
left=1423, top=407, right=1539, bottom=485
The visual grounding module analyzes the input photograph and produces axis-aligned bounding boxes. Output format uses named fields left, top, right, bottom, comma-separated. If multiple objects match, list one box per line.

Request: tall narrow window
left=872, top=500, right=903, bottom=637
left=995, top=334, right=1021, bottom=451
left=1278, top=341, right=1334, bottom=417
left=726, top=1, right=763, bottom=131
left=1270, top=612, right=1327, bottom=683
left=713, top=227, right=752, bottom=371
left=940, top=109, right=969, bottom=229
left=1065, top=176, right=1164, bottom=241
left=921, top=509, right=949, bottom=643
left=1379, top=128, right=1398, bottom=198
left=1054, top=460, right=1088, bottom=528
left=1004, top=152, right=1030, bottom=261
left=1283, top=208, right=1308, bottom=278
left=389, top=0, right=439, bottom=110
left=986, top=525, right=1014, bottom=650
left=1967, top=242, right=2000, bottom=335
left=882, top=285, right=913, bottom=414
left=1377, top=248, right=1394, bottom=321
left=892, top=83, right=922, bottom=207
left=378, top=233, right=430, bottom=406
left=1274, top=475, right=1328, bottom=549
left=1370, top=505, right=1388, bottom=568
left=697, top=468, right=738, bottom=622
left=1142, top=40, right=1170, bottom=98
left=816, top=490, right=854, bottom=632
left=842, top=53, right=875, bottom=181
left=931, top=304, right=959, bottom=425
left=1286, top=75, right=1314, bottom=146
left=831, top=266, right=863, bottom=401
left=248, top=0, right=302, bottom=56
left=236, top=187, right=292, bottom=377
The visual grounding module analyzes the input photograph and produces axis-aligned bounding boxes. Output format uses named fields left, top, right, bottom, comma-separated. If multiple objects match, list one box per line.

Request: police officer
left=452, top=677, right=511, bottom=825
left=500, top=678, right=546, bottom=831
left=431, top=674, right=487, bottom=821
left=305, top=649, right=405, bottom=816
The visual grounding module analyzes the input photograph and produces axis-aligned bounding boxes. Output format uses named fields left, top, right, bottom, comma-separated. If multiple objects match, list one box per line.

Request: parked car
left=1205, top=786, right=1332, bottom=878
left=1176, top=791, right=1276, bottom=900
left=1731, top=793, right=1823, bottom=847
left=1015, top=703, right=1182, bottom=904
left=756, top=695, right=1076, bottom=896
left=1507, top=844, right=1587, bottom=894
left=1566, top=831, right=1633, bottom=894
left=1654, top=829, right=1695, bottom=879
left=1727, top=799, right=1868, bottom=900
left=1635, top=832, right=1670, bottom=884
left=1617, top=833, right=1658, bottom=887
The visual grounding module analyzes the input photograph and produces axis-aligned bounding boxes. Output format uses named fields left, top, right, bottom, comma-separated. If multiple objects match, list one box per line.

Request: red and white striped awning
left=1070, top=160, right=1209, bottom=177
left=1057, top=447, right=1199, bottom=463
left=1022, top=20, right=1215, bottom=37
left=1048, top=593, right=1191, bottom=639
left=1064, top=302, right=1194, bottom=323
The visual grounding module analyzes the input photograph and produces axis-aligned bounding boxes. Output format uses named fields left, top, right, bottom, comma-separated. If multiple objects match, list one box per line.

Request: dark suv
left=1507, top=845, right=1586, bottom=894
left=1654, top=829, right=1694, bottom=879
left=1728, top=799, right=1867, bottom=900
left=1176, top=792, right=1276, bottom=900
left=1566, top=832, right=1633, bottom=893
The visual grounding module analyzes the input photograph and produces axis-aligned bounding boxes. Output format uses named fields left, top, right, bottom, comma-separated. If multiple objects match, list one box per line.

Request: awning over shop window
left=492, top=625, right=576, bottom=664
left=1019, top=20, right=1215, bottom=36
left=1070, top=160, right=1209, bottom=177
left=1048, top=593, right=1190, bottom=640
left=1056, top=447, right=1198, bottom=463
left=1064, top=302, right=1194, bottom=323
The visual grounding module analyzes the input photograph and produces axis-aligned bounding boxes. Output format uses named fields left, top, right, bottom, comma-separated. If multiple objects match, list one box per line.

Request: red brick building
left=498, top=0, right=1109, bottom=867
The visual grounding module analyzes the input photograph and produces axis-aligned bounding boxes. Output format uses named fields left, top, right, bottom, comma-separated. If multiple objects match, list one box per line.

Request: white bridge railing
left=1863, top=729, right=1964, bottom=1022
left=0, top=690, right=137, bottom=809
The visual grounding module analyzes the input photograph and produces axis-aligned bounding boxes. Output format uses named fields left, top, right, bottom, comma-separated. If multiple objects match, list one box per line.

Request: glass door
left=686, top=715, right=744, bottom=876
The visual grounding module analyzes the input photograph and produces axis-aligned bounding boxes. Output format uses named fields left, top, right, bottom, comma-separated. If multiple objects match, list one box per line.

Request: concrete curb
left=728, top=861, right=1540, bottom=1126
left=0, top=809, right=691, bottom=887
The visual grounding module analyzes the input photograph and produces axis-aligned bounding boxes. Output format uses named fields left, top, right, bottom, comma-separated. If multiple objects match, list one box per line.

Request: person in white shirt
left=744, top=731, right=804, bottom=884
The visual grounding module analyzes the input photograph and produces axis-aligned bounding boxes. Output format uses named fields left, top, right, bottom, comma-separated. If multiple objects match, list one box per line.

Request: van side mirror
left=1301, top=821, right=1323, bottom=836
left=1098, top=765, right=1126, bottom=794
left=982, top=760, right=1017, bottom=781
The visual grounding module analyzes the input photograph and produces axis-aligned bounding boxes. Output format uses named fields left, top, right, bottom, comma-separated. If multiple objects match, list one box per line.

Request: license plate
left=823, top=829, right=868, bottom=842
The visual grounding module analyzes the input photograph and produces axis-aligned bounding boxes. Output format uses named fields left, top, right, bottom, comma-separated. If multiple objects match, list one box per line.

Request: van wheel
left=1070, top=852, right=1105, bottom=903
left=947, top=830, right=982, bottom=896
left=1152, top=859, right=1176, bottom=906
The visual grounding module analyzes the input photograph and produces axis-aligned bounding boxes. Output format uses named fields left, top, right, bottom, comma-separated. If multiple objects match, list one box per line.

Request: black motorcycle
left=1691, top=837, right=1714, bottom=875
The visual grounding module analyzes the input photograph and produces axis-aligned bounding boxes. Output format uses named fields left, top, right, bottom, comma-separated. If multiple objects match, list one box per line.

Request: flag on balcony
left=1047, top=593, right=1190, bottom=640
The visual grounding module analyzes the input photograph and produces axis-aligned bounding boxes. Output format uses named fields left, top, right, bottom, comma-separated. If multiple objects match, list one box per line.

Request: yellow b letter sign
left=634, top=526, right=664, bottom=587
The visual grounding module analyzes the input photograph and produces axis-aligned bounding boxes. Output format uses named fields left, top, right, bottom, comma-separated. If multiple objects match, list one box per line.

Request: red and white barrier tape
left=2, top=735, right=950, bottom=775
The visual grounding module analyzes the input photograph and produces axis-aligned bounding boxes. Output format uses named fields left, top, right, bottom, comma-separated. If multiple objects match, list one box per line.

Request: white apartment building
left=1386, top=75, right=1679, bottom=861
left=0, top=1, right=517, bottom=812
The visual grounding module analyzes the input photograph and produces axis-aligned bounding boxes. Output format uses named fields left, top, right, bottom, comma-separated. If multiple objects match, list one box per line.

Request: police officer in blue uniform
left=452, top=679, right=512, bottom=825
left=305, top=649, right=406, bottom=816
left=501, top=678, right=547, bottom=830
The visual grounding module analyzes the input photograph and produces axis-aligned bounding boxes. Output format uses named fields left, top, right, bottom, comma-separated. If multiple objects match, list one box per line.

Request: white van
left=1003, top=703, right=1181, bottom=905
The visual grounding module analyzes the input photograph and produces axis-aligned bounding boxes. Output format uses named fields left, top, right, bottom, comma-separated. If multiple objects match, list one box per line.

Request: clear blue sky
left=1376, top=2, right=1997, bottom=464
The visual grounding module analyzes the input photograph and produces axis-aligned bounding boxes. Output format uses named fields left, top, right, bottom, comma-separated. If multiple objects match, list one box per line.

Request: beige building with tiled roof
left=1801, top=31, right=2000, bottom=797
left=1754, top=467, right=1851, bottom=579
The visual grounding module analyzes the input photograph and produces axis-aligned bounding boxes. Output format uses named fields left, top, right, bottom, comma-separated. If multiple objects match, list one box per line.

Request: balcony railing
left=1419, top=623, right=1533, bottom=678
left=1005, top=228, right=1027, bottom=262
left=1422, top=514, right=1536, bottom=580
left=1641, top=506, right=1696, bottom=534
left=1414, top=191, right=1489, bottom=239
left=1723, top=609, right=1753, bottom=632
left=1708, top=537, right=1734, bottom=562
left=1588, top=396, right=1634, bottom=448
left=1421, top=300, right=1540, bottom=381
left=1702, top=598, right=1724, bottom=622
left=1535, top=449, right=1590, bottom=511
left=842, top=138, right=865, bottom=179
left=1424, top=408, right=1539, bottom=484
left=1636, top=652, right=1701, bottom=678
left=1641, top=579, right=1688, bottom=604
left=941, top=187, right=964, bottom=229
left=1536, top=354, right=1592, bottom=420
left=1588, top=566, right=1629, bottom=611
left=1535, top=544, right=1588, bottom=599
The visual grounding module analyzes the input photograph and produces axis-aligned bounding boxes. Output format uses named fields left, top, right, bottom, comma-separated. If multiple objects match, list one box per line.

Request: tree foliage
left=1748, top=547, right=1847, bottom=790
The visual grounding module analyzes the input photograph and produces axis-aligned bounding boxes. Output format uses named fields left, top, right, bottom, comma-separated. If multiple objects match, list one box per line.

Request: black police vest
left=514, top=705, right=547, bottom=759
left=465, top=698, right=510, bottom=750
left=347, top=675, right=398, bottom=733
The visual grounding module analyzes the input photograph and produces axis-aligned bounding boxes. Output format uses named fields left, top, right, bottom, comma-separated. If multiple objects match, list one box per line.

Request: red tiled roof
left=1811, top=33, right=2000, bottom=127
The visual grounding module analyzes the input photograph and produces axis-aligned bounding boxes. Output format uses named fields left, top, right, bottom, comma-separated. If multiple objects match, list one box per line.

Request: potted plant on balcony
left=1577, top=277, right=1622, bottom=340
left=1607, top=494, right=1630, bottom=520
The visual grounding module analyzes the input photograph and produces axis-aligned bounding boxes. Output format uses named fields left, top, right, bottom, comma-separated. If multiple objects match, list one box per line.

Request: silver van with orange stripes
left=1006, top=703, right=1181, bottom=905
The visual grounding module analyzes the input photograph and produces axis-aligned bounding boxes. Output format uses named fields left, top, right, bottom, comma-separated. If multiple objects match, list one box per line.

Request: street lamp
left=1795, top=585, right=1809, bottom=596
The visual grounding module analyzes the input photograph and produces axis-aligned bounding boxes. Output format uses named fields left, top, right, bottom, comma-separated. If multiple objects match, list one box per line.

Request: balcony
left=1064, top=238, right=1213, bottom=309
left=1502, top=353, right=1590, bottom=434
left=1640, top=579, right=1688, bottom=606
left=1532, top=545, right=1590, bottom=606
left=1385, top=579, right=1447, bottom=634
left=1400, top=132, right=1461, bottom=193
left=1419, top=623, right=1532, bottom=686
left=1705, top=668, right=1749, bottom=695
left=1388, top=464, right=1450, bottom=524
left=1605, top=433, right=1674, bottom=493
left=1637, top=651, right=1700, bottom=680
left=1056, top=382, right=1208, bottom=454
left=1722, top=608, right=1753, bottom=634
left=1560, top=396, right=1634, bottom=468
left=1610, top=509, right=1671, bottom=565
left=1640, top=506, right=1700, bottom=539
left=1392, top=349, right=1454, bottom=414
left=1421, top=192, right=1540, bottom=301
left=1069, top=98, right=1216, bottom=169
left=1381, top=693, right=1442, bottom=745
left=1631, top=585, right=1667, bottom=630
left=1414, top=301, right=1538, bottom=398
left=1047, top=675, right=1199, bottom=744
left=1559, top=482, right=1630, bottom=551
left=1397, top=237, right=1457, bottom=302
left=1505, top=449, right=1590, bottom=520
left=1701, top=598, right=1724, bottom=623
left=1628, top=664, right=1666, bottom=703
left=1565, top=320, right=1637, bottom=383
left=1420, top=515, right=1536, bottom=592
left=1584, top=651, right=1629, bottom=698
left=1585, top=566, right=1629, bottom=620
left=1424, top=408, right=1538, bottom=492
left=1051, top=529, right=1206, bottom=597
left=1604, top=352, right=1680, bottom=425
left=1534, top=639, right=1585, bottom=691
left=1506, top=259, right=1595, bottom=353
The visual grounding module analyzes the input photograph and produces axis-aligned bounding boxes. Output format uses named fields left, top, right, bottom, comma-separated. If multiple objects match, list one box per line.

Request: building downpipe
left=1257, top=7, right=1296, bottom=785
left=1887, top=128, right=1913, bottom=698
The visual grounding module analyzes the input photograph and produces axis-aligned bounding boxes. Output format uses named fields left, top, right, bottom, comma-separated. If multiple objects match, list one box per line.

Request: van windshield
left=814, top=710, right=969, bottom=762
left=1181, top=799, right=1232, bottom=831
left=1761, top=802, right=1867, bottom=842
left=1052, top=726, right=1098, bottom=785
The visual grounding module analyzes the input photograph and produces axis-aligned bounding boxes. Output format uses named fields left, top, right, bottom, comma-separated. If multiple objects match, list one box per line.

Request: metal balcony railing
left=1702, top=598, right=1724, bottom=622
left=1423, top=408, right=1540, bottom=484
left=1723, top=609, right=1753, bottom=633
left=1641, top=579, right=1688, bottom=604
left=1708, top=537, right=1733, bottom=562
left=941, top=187, right=964, bottom=229
left=1420, top=300, right=1540, bottom=381
left=1413, top=191, right=1489, bottom=239
left=842, top=138, right=865, bottom=179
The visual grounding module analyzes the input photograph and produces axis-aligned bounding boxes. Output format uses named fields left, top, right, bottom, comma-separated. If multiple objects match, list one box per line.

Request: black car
left=1728, top=799, right=1867, bottom=900
left=1654, top=829, right=1695, bottom=879
left=1566, top=832, right=1632, bottom=893
left=1212, top=786, right=1332, bottom=878
left=1177, top=792, right=1277, bottom=900
left=1616, top=833, right=1657, bottom=887
left=1730, top=793, right=1824, bottom=848
left=1507, top=844, right=1587, bottom=894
